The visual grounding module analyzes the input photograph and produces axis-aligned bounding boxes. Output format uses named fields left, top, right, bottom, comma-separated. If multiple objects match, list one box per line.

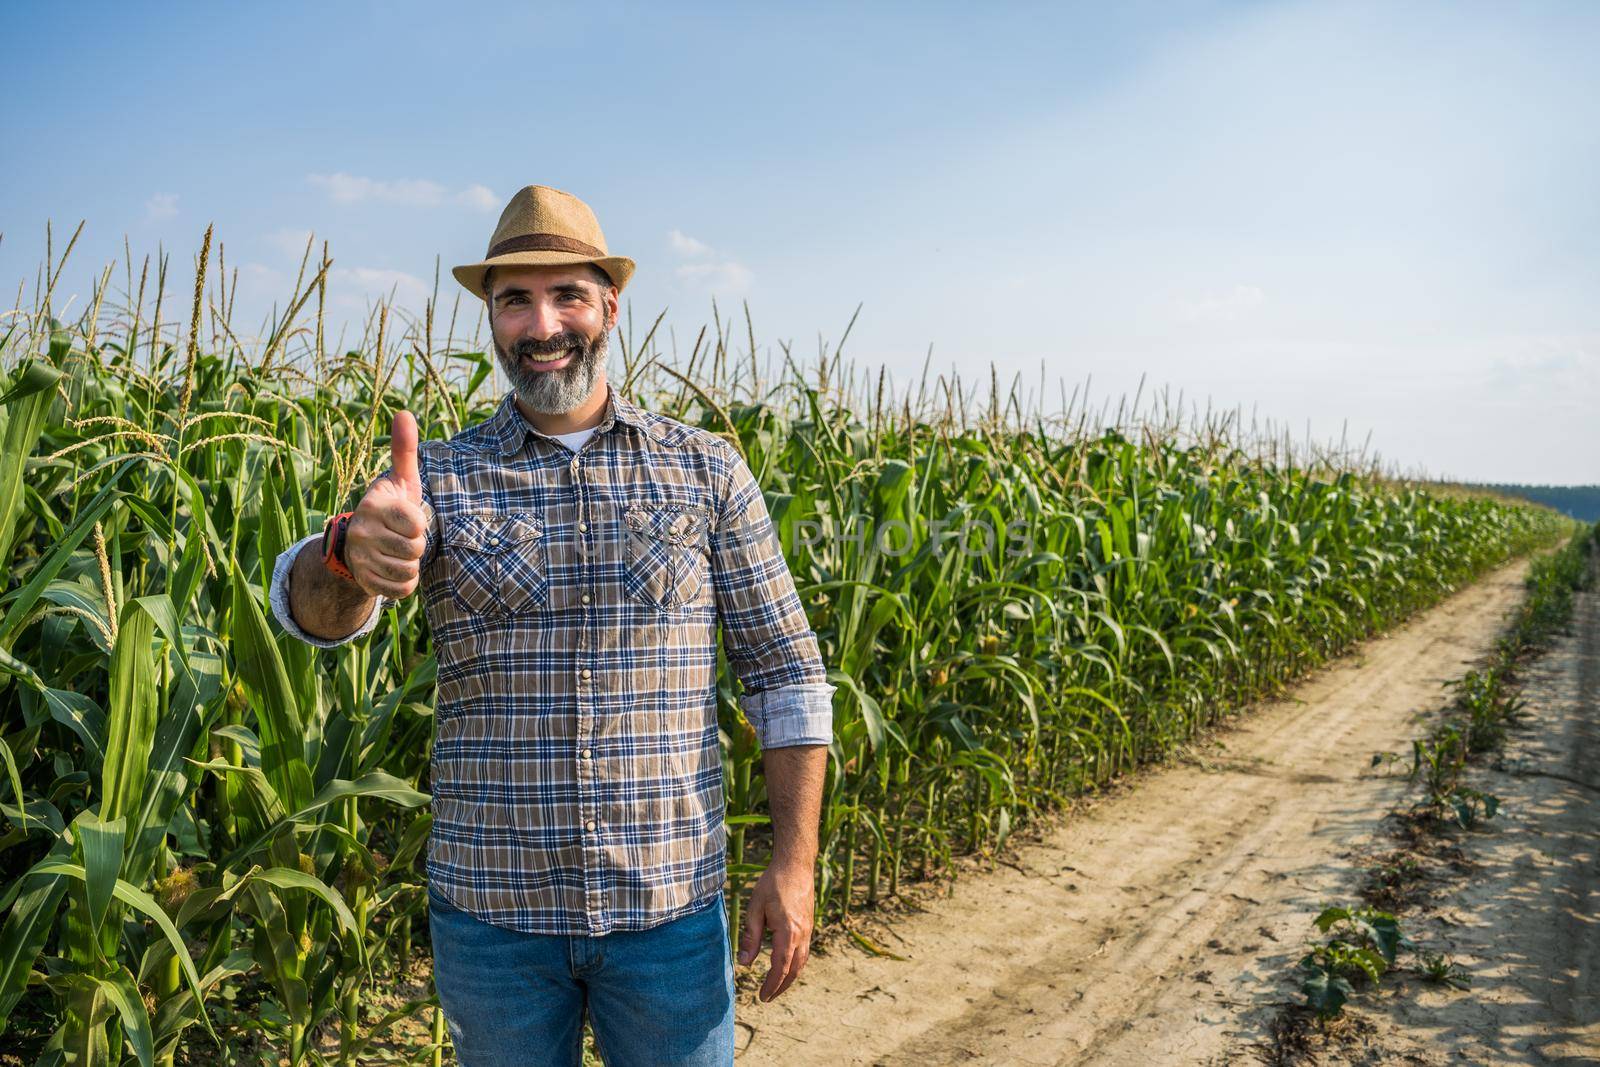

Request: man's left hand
left=737, top=859, right=815, bottom=1002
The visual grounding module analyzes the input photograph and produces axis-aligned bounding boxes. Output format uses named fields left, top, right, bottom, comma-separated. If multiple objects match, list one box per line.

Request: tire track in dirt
left=737, top=561, right=1533, bottom=1066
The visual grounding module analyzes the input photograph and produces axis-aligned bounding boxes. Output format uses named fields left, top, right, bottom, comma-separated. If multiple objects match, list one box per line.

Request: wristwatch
left=321, top=511, right=358, bottom=582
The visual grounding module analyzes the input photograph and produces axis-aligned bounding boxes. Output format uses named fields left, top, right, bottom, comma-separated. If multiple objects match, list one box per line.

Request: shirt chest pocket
left=445, top=512, right=549, bottom=616
left=622, top=504, right=710, bottom=612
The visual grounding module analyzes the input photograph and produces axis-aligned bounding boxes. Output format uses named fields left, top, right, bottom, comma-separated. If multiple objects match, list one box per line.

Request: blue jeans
left=429, top=888, right=735, bottom=1066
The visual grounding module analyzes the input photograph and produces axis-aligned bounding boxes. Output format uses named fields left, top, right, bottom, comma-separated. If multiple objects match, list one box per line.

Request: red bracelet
left=321, top=511, right=359, bottom=582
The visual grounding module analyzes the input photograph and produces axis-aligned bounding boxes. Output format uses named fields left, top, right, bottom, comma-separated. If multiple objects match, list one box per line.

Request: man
left=268, top=185, right=835, bottom=1066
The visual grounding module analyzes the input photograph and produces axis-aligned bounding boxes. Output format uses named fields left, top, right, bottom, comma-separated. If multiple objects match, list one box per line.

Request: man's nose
left=525, top=300, right=564, bottom=340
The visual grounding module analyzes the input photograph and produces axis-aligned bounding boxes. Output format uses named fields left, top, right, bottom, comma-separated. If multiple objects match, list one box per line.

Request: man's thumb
left=390, top=411, right=421, bottom=499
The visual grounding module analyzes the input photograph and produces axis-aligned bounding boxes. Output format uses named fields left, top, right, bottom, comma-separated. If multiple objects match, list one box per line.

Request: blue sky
left=3, top=1, right=1596, bottom=483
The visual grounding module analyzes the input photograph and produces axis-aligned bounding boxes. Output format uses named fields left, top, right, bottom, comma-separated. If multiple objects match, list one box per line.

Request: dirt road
left=736, top=559, right=1596, bottom=1065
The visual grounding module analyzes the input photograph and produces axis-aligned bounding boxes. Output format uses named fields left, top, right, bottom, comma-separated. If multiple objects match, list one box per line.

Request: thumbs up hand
left=345, top=411, right=428, bottom=599
left=388, top=407, right=424, bottom=505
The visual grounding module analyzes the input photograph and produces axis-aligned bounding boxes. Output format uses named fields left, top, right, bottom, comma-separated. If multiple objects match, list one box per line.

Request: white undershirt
left=549, top=427, right=598, bottom=452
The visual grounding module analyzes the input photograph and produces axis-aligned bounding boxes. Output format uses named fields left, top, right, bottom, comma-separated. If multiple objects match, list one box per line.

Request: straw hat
left=452, top=185, right=635, bottom=300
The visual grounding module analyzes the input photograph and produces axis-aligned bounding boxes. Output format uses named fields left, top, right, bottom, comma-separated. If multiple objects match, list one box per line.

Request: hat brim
left=452, top=250, right=636, bottom=302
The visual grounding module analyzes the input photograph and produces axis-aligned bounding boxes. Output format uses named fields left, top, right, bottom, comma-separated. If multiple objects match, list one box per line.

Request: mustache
left=512, top=332, right=591, bottom=359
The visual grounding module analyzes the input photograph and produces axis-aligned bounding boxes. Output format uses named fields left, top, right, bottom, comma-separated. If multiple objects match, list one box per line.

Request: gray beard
left=494, top=325, right=610, bottom=414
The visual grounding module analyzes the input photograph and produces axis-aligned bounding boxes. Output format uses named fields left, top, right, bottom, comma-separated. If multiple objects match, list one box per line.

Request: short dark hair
left=483, top=263, right=614, bottom=301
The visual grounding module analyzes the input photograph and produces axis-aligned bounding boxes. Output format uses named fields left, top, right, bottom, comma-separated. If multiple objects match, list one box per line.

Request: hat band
left=487, top=233, right=605, bottom=259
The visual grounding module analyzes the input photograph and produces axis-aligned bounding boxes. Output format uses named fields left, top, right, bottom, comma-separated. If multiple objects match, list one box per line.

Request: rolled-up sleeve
left=267, top=459, right=438, bottom=648
left=741, top=682, right=837, bottom=748
left=710, top=446, right=835, bottom=748
left=269, top=533, right=387, bottom=648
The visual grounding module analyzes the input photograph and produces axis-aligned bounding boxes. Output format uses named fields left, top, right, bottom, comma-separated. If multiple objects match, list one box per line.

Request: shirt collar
left=486, top=382, right=656, bottom=456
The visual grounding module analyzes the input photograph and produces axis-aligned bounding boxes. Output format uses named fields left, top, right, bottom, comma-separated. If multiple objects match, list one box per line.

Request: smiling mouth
left=522, top=348, right=577, bottom=370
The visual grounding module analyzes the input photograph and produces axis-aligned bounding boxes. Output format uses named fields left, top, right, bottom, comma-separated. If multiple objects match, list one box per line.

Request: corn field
left=0, top=229, right=1571, bottom=1065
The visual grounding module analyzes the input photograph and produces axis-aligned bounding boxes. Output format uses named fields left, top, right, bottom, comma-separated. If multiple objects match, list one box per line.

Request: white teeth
left=527, top=348, right=576, bottom=363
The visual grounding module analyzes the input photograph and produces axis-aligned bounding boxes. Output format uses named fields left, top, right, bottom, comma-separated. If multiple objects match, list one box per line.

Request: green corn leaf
left=228, top=566, right=312, bottom=813
left=827, top=668, right=882, bottom=753
left=0, top=736, right=27, bottom=834
left=73, top=812, right=126, bottom=936
left=250, top=866, right=361, bottom=941
left=134, top=593, right=189, bottom=671
left=36, top=579, right=115, bottom=654
left=0, top=359, right=65, bottom=571
left=211, top=724, right=262, bottom=765
left=101, top=599, right=158, bottom=824
left=0, top=865, right=71, bottom=1029
left=124, top=688, right=204, bottom=887
left=61, top=972, right=112, bottom=1066
left=97, top=966, right=154, bottom=1067
left=41, top=687, right=108, bottom=766
left=237, top=879, right=309, bottom=1021
left=725, top=814, right=772, bottom=826
left=0, top=644, right=43, bottom=688
left=186, top=759, right=287, bottom=836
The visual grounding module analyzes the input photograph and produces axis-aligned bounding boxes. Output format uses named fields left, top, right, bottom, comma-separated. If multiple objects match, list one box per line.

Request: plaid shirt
left=269, top=385, right=835, bottom=935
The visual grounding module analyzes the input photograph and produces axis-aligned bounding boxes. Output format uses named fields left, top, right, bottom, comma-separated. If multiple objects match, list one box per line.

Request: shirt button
left=580, top=748, right=592, bottom=760
left=569, top=459, right=580, bottom=473
left=585, top=819, right=597, bottom=832
left=578, top=521, right=588, bottom=532
left=580, top=668, right=592, bottom=680
left=580, top=593, right=591, bottom=605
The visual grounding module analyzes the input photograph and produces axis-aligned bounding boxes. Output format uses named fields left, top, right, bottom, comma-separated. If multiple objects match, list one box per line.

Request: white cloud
left=144, top=193, right=179, bottom=222
left=1175, top=285, right=1265, bottom=323
left=667, top=228, right=751, bottom=295
left=668, top=229, right=712, bottom=257
left=307, top=172, right=498, bottom=212
left=457, top=184, right=501, bottom=212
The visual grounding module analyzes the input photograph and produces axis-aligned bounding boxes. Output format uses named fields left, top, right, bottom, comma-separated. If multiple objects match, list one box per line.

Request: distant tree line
left=1479, top=484, right=1600, bottom=521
